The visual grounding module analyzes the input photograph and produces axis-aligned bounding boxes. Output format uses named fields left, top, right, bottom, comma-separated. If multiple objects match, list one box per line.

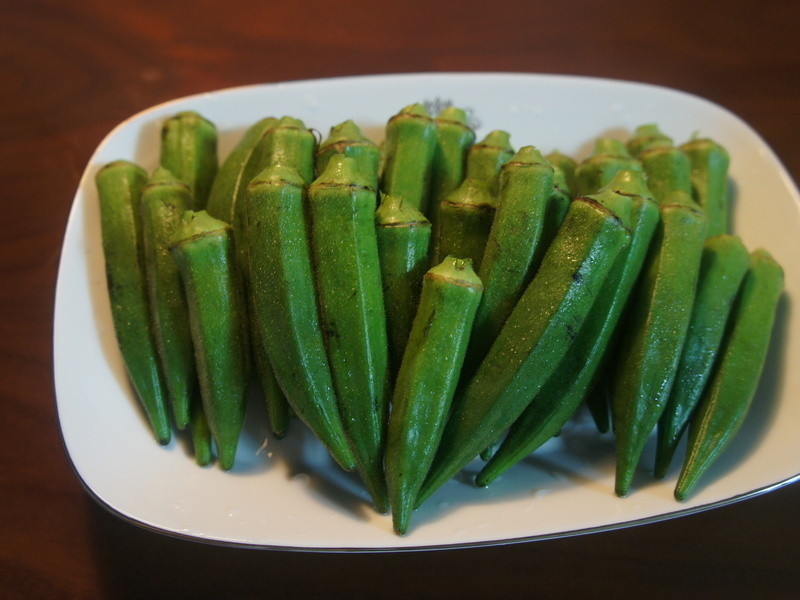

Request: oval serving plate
left=54, top=73, right=800, bottom=551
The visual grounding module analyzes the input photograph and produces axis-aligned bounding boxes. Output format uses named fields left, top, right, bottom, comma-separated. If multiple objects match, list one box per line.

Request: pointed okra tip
left=509, top=145, right=547, bottom=165
left=445, top=178, right=495, bottom=208
left=170, top=209, right=230, bottom=247
left=274, top=115, right=309, bottom=129
left=427, top=255, right=483, bottom=289
left=312, top=153, right=372, bottom=189
left=375, top=194, right=430, bottom=227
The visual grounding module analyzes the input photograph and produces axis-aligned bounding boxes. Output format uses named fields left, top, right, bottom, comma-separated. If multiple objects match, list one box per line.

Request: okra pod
left=610, top=191, right=708, bottom=496
left=477, top=169, right=659, bottom=487
left=244, top=165, right=356, bottom=471
left=170, top=211, right=249, bottom=470
left=546, top=150, right=577, bottom=196
left=417, top=196, right=630, bottom=506
left=435, top=178, right=496, bottom=270
left=637, top=140, right=692, bottom=203
left=675, top=249, right=783, bottom=500
left=259, top=116, right=316, bottom=184
left=309, top=156, right=390, bottom=510
left=316, top=119, right=381, bottom=191
left=465, top=130, right=514, bottom=196
left=680, top=137, right=731, bottom=237
left=655, top=234, right=750, bottom=478
left=574, top=138, right=642, bottom=197
left=190, top=397, right=214, bottom=467
left=159, top=111, right=218, bottom=209
left=140, top=167, right=195, bottom=430
left=206, top=116, right=278, bottom=225
left=626, top=123, right=672, bottom=158
left=375, top=194, right=432, bottom=374
left=462, top=147, right=554, bottom=376
left=96, top=161, right=171, bottom=444
left=428, top=107, right=476, bottom=245
left=386, top=256, right=483, bottom=535
left=380, top=103, right=438, bottom=213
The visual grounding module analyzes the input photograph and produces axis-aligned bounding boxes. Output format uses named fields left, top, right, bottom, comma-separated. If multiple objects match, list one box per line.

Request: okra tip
left=312, top=153, right=373, bottom=189
left=375, top=193, right=430, bottom=226
left=476, top=129, right=512, bottom=149
left=96, top=160, right=147, bottom=181
left=170, top=209, right=230, bottom=247
left=249, top=163, right=305, bottom=190
left=435, top=106, right=470, bottom=125
left=604, top=168, right=654, bottom=199
left=320, top=119, right=373, bottom=147
left=427, top=255, right=483, bottom=289
left=591, top=137, right=631, bottom=158
left=509, top=145, right=548, bottom=165
left=396, top=103, right=431, bottom=118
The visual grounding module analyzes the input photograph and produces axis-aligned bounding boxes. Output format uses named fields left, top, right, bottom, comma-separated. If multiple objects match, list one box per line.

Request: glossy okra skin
left=654, top=234, right=750, bottom=478
left=380, top=104, right=438, bottom=214
left=680, top=138, right=731, bottom=237
left=435, top=178, right=496, bottom=270
left=637, top=140, right=692, bottom=203
left=386, top=257, right=483, bottom=535
left=675, top=249, right=783, bottom=500
left=463, top=147, right=554, bottom=376
left=574, top=138, right=642, bottom=197
left=244, top=165, right=356, bottom=471
left=309, top=156, right=390, bottom=511
left=140, top=167, right=195, bottom=430
left=427, top=107, right=476, bottom=245
left=477, top=170, right=659, bottom=487
left=417, top=197, right=630, bottom=506
left=626, top=123, right=672, bottom=158
left=96, top=161, right=171, bottom=444
left=160, top=111, right=218, bottom=209
left=170, top=211, right=249, bottom=470
left=610, top=191, right=708, bottom=496
left=206, top=116, right=278, bottom=225
left=375, top=194, right=432, bottom=374
left=316, top=120, right=381, bottom=191
left=465, top=130, right=514, bottom=196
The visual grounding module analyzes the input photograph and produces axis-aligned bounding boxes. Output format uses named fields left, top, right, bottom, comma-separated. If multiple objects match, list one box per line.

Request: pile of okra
left=96, top=104, right=783, bottom=535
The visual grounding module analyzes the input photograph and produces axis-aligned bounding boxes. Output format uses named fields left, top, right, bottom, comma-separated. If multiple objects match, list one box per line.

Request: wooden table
left=3, top=1, right=798, bottom=597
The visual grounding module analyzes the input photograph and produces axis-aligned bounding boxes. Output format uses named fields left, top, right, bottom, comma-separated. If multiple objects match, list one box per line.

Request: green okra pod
left=96, top=160, right=171, bottom=444
left=435, top=178, right=496, bottom=270
left=170, top=210, right=249, bottom=471
left=244, top=165, right=356, bottom=471
left=465, top=130, right=514, bottom=196
left=546, top=150, right=577, bottom=196
left=190, top=397, right=214, bottom=466
left=626, top=124, right=672, bottom=158
left=316, top=119, right=381, bottom=191
left=375, top=194, right=432, bottom=374
left=380, top=103, right=438, bottom=214
left=675, top=249, right=783, bottom=500
left=655, top=234, right=750, bottom=478
left=610, top=191, right=708, bottom=496
left=427, top=107, right=476, bottom=245
left=417, top=196, right=631, bottom=506
left=574, top=138, right=642, bottom=197
left=386, top=256, right=483, bottom=535
left=140, top=167, right=196, bottom=430
left=206, top=116, right=278, bottom=225
left=462, top=147, right=554, bottom=377
left=160, top=111, right=218, bottom=210
left=259, top=116, right=316, bottom=185
left=637, top=139, right=692, bottom=203
left=252, top=330, right=292, bottom=439
left=309, top=155, right=390, bottom=510
left=477, top=169, right=659, bottom=487
left=680, top=137, right=731, bottom=237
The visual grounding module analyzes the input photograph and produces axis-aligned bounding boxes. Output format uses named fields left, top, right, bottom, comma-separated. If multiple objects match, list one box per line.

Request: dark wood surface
left=2, top=0, right=799, bottom=598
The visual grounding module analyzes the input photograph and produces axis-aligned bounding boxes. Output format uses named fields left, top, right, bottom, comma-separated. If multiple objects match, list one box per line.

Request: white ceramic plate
left=54, top=73, right=800, bottom=551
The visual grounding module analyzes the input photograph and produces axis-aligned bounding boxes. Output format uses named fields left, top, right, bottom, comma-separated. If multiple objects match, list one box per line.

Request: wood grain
left=1, top=0, right=798, bottom=597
